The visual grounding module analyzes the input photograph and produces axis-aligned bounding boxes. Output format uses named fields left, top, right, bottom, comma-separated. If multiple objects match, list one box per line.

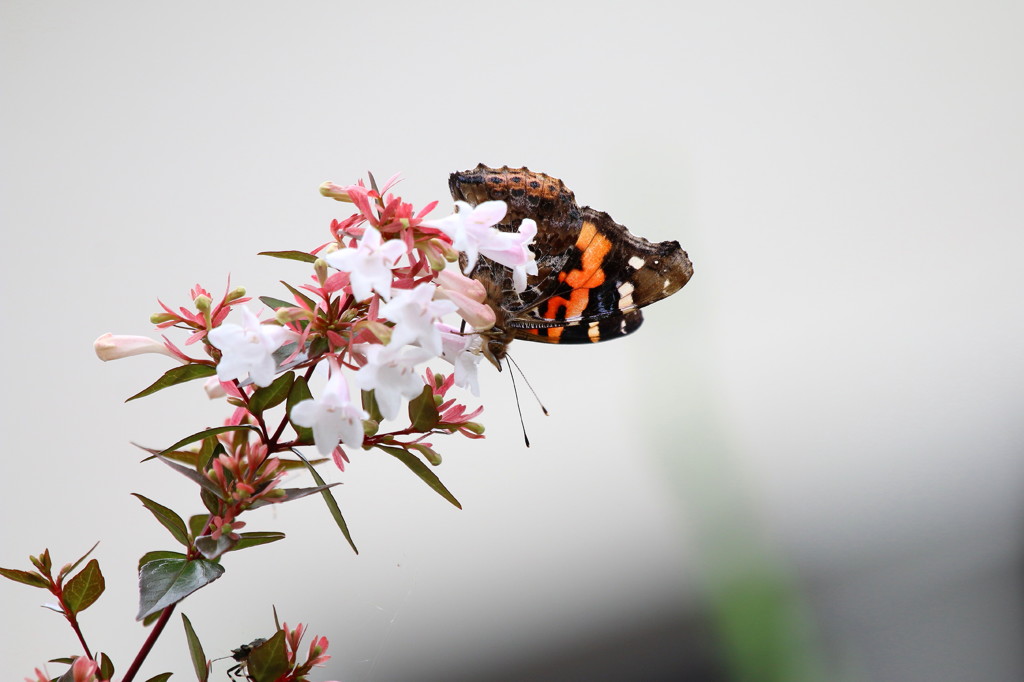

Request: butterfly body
left=449, top=164, right=693, bottom=366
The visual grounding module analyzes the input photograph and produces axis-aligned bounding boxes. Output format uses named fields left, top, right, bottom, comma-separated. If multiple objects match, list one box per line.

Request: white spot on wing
left=628, top=256, right=645, bottom=269
left=588, top=321, right=600, bottom=342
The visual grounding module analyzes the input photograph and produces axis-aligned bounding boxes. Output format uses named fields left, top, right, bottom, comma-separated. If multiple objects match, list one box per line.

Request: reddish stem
left=120, top=604, right=176, bottom=682
left=65, top=613, right=93, bottom=660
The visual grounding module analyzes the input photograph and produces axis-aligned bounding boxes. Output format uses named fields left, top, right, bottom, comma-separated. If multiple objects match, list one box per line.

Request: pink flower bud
left=203, top=377, right=228, bottom=399
left=319, top=181, right=354, bottom=202
left=93, top=333, right=180, bottom=362
left=435, top=268, right=486, bottom=302
left=434, top=269, right=495, bottom=330
left=436, top=290, right=495, bottom=330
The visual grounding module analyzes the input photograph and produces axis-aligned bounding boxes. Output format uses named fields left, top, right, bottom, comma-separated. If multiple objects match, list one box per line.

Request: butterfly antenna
left=506, top=353, right=549, bottom=416
left=507, top=358, right=530, bottom=447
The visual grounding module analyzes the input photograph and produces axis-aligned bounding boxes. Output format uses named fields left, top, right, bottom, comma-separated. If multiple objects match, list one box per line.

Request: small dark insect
left=225, top=638, right=266, bottom=680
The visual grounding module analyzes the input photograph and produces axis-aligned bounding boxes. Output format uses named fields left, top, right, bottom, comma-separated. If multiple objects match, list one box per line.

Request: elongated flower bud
left=93, top=333, right=180, bottom=362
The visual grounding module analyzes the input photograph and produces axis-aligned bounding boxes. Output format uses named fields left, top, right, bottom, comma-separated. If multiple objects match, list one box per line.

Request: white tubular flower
left=290, top=371, right=369, bottom=454
left=438, top=325, right=483, bottom=396
left=434, top=268, right=496, bottom=330
left=94, top=333, right=181, bottom=362
left=324, top=226, right=407, bottom=301
left=207, top=307, right=293, bottom=387
left=424, top=201, right=538, bottom=293
left=353, top=344, right=433, bottom=420
left=378, top=283, right=458, bottom=356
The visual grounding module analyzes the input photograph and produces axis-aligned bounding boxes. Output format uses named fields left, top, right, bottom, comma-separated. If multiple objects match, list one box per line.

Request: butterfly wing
left=448, top=164, right=693, bottom=347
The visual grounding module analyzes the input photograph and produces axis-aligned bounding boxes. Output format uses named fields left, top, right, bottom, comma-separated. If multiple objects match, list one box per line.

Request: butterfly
left=449, top=164, right=693, bottom=368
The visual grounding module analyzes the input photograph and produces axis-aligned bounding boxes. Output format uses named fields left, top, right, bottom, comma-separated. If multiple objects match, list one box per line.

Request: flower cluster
left=91, top=171, right=540, bottom=557
left=280, top=622, right=334, bottom=681
left=96, top=173, right=536, bottom=471
left=28, top=171, right=537, bottom=682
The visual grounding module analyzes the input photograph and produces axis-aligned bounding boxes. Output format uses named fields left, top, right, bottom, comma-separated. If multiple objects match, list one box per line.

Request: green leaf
left=97, top=652, right=115, bottom=681
left=182, top=613, right=208, bottom=682
left=231, top=532, right=286, bottom=552
left=248, top=371, right=294, bottom=416
left=155, top=455, right=226, bottom=500
left=142, top=674, right=174, bottom=682
left=63, top=559, right=105, bottom=614
left=274, top=456, right=328, bottom=470
left=0, top=566, right=49, bottom=589
left=55, top=663, right=76, bottom=682
left=138, top=550, right=187, bottom=574
left=188, top=514, right=209, bottom=540
left=280, top=280, right=317, bottom=311
left=197, top=435, right=221, bottom=472
left=308, top=334, right=329, bottom=359
left=151, top=448, right=199, bottom=468
left=200, top=488, right=221, bottom=515
left=137, top=558, right=225, bottom=620
left=31, top=548, right=52, bottom=574
left=127, top=364, right=217, bottom=401
left=142, top=610, right=163, bottom=627
left=154, top=425, right=258, bottom=459
left=132, top=494, right=190, bottom=547
left=408, top=385, right=440, bottom=431
left=377, top=445, right=462, bottom=509
left=246, top=630, right=289, bottom=682
left=58, top=541, right=100, bottom=581
left=257, top=249, right=317, bottom=263
left=292, top=449, right=357, bottom=554
left=259, top=295, right=293, bottom=311
left=249, top=483, right=340, bottom=509
left=286, top=377, right=315, bottom=445
left=194, top=534, right=237, bottom=560
left=361, top=389, right=384, bottom=423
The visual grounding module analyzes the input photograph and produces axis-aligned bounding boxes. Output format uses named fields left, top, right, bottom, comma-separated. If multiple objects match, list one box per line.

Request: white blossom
left=324, top=226, right=406, bottom=301
left=424, top=201, right=538, bottom=292
left=290, top=371, right=369, bottom=454
left=353, top=344, right=433, bottom=420
left=378, top=283, right=458, bottom=356
left=438, top=325, right=483, bottom=396
left=207, top=308, right=292, bottom=387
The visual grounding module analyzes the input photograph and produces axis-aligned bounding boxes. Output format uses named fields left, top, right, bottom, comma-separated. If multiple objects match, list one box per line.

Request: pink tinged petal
left=94, top=333, right=182, bottom=362
left=467, top=200, right=508, bottom=227
left=204, top=377, right=228, bottom=399
left=435, top=288, right=496, bottom=330
left=439, top=328, right=483, bottom=396
left=436, top=268, right=487, bottom=302
left=511, top=258, right=539, bottom=294
left=518, top=217, right=538, bottom=242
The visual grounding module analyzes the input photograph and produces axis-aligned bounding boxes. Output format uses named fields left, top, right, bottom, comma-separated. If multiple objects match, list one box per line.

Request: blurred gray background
left=2, top=1, right=1022, bottom=680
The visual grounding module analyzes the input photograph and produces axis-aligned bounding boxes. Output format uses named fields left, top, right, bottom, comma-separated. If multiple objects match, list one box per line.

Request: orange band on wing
left=566, top=221, right=612, bottom=289
left=543, top=288, right=589, bottom=321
